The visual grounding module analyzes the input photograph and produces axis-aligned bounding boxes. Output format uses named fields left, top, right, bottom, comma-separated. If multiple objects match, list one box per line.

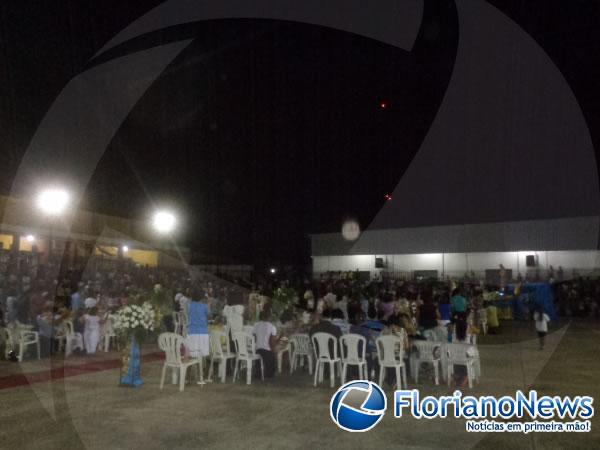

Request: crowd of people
left=2, top=250, right=600, bottom=373
left=201, top=270, right=600, bottom=381
left=0, top=253, right=246, bottom=358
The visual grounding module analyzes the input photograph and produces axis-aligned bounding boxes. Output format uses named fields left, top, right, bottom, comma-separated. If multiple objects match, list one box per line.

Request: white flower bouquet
left=113, top=302, right=160, bottom=342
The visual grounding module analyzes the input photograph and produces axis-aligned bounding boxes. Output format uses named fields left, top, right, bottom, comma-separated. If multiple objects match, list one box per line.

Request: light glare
left=152, top=211, right=176, bottom=234
left=36, top=188, right=70, bottom=216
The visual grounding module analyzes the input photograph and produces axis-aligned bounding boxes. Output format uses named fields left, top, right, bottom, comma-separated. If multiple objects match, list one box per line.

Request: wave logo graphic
left=330, top=380, right=387, bottom=432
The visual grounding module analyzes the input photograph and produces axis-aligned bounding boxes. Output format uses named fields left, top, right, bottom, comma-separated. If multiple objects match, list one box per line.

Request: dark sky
left=2, top=1, right=600, bottom=267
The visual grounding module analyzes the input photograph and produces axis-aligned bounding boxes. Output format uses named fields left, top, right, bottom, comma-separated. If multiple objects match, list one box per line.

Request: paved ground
left=1, top=320, right=599, bottom=449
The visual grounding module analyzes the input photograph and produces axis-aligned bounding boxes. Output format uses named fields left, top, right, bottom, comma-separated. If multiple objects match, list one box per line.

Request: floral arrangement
left=271, top=286, right=297, bottom=320
left=113, top=302, right=160, bottom=342
left=150, top=284, right=171, bottom=310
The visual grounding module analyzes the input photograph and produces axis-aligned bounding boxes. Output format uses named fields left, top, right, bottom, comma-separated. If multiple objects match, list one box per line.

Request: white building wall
left=313, top=250, right=600, bottom=280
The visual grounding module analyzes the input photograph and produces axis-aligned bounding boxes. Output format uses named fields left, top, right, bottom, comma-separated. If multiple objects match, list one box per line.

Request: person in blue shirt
left=450, top=288, right=467, bottom=314
left=437, top=290, right=451, bottom=325
left=450, top=288, right=468, bottom=341
left=70, top=285, right=83, bottom=312
left=185, top=288, right=210, bottom=361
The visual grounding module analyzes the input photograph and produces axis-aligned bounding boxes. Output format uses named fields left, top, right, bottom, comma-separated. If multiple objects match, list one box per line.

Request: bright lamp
left=152, top=210, right=176, bottom=234
left=36, top=188, right=70, bottom=216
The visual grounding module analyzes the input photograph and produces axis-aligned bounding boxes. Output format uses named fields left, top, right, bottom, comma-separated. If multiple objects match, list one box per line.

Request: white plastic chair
left=181, top=309, right=189, bottom=334
left=158, top=332, right=202, bottom=392
left=100, top=315, right=118, bottom=352
left=289, top=333, right=313, bottom=374
left=411, top=340, right=442, bottom=385
left=452, top=331, right=477, bottom=345
left=207, top=331, right=236, bottom=383
left=423, top=329, right=436, bottom=342
left=434, top=326, right=449, bottom=342
left=277, top=342, right=291, bottom=374
left=64, top=320, right=84, bottom=357
left=232, top=332, right=264, bottom=385
left=54, top=322, right=67, bottom=353
left=7, top=328, right=41, bottom=362
left=173, top=311, right=188, bottom=337
left=446, top=342, right=478, bottom=388
left=376, top=335, right=407, bottom=389
left=426, top=325, right=452, bottom=381
left=311, top=332, right=341, bottom=387
left=1, top=327, right=14, bottom=359
left=340, top=334, right=367, bottom=383
left=173, top=312, right=181, bottom=334
left=469, top=344, right=481, bottom=379
left=242, top=325, right=255, bottom=335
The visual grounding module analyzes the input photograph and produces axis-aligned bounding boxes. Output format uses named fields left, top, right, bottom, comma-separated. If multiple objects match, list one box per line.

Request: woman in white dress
left=222, top=303, right=245, bottom=353
left=81, top=307, right=102, bottom=354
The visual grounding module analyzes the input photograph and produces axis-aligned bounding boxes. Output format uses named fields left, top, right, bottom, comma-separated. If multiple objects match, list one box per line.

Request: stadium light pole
left=35, top=187, right=70, bottom=261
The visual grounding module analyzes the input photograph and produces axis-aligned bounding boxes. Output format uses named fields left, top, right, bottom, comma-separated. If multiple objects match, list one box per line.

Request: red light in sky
left=379, top=101, right=388, bottom=109
left=384, top=194, right=392, bottom=201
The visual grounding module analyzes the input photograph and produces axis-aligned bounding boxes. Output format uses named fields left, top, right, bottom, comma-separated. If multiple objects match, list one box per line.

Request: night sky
left=2, top=1, right=600, bottom=268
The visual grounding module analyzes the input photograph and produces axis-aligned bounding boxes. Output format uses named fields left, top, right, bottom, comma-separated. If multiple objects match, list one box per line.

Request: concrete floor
left=1, top=320, right=599, bottom=449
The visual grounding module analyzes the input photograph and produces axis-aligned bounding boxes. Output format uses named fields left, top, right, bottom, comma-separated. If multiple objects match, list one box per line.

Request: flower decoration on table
left=113, top=302, right=159, bottom=342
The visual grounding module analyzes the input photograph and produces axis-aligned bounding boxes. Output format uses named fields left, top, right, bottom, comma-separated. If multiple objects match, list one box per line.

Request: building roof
left=311, top=216, right=600, bottom=256
left=313, top=2, right=600, bottom=258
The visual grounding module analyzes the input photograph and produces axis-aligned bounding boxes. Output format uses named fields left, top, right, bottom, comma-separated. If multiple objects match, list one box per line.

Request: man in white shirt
left=253, top=310, right=279, bottom=378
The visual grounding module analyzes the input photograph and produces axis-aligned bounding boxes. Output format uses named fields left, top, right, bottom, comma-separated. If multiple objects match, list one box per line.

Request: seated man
left=330, top=308, right=350, bottom=335
left=253, top=309, right=279, bottom=378
left=309, top=308, right=342, bottom=340
left=309, top=308, right=342, bottom=358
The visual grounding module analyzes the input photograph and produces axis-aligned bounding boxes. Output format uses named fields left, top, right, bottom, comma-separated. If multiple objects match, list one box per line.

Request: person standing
left=37, top=303, right=58, bottom=357
left=185, top=288, right=210, bottom=363
left=419, top=296, right=439, bottom=331
left=450, top=288, right=468, bottom=341
left=253, top=309, right=279, bottom=378
left=533, top=305, right=550, bottom=350
left=70, top=284, right=84, bottom=311
left=81, top=307, right=102, bottom=355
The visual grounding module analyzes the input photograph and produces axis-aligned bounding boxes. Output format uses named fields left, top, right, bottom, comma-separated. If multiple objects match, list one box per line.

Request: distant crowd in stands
left=0, top=255, right=247, bottom=357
